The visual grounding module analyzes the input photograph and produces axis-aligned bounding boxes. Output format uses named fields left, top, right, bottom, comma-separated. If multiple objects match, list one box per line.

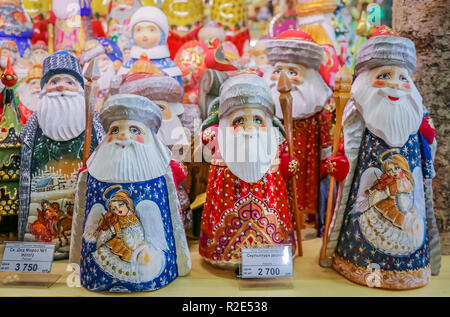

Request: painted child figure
left=70, top=94, right=191, bottom=292
left=19, top=51, right=104, bottom=259
left=321, top=26, right=441, bottom=290
left=118, top=6, right=183, bottom=91
left=199, top=73, right=299, bottom=269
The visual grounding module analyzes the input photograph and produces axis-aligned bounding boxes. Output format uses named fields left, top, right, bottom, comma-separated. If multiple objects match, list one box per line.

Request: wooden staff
left=277, top=70, right=303, bottom=256
left=82, top=59, right=100, bottom=166
left=320, top=66, right=352, bottom=261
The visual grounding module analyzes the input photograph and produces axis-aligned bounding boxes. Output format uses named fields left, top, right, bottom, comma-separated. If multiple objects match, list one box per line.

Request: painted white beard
left=17, top=84, right=40, bottom=112
left=352, top=71, right=424, bottom=147
left=36, top=90, right=86, bottom=141
left=218, top=125, right=278, bottom=183
left=97, top=63, right=116, bottom=91
left=87, top=134, right=172, bottom=183
left=268, top=69, right=331, bottom=120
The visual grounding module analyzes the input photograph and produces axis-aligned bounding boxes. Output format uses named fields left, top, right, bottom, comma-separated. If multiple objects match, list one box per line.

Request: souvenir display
left=162, top=0, right=205, bottom=59
left=80, top=38, right=122, bottom=111
left=199, top=73, right=299, bottom=269
left=69, top=93, right=191, bottom=292
left=117, top=6, right=183, bottom=90
left=0, top=0, right=446, bottom=297
left=18, top=50, right=104, bottom=259
left=264, top=30, right=333, bottom=236
left=0, top=58, right=21, bottom=239
left=0, top=0, right=33, bottom=58
left=106, top=0, right=143, bottom=50
left=321, top=26, right=441, bottom=289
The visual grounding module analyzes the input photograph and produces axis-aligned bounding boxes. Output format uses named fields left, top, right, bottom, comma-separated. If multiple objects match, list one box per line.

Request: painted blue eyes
left=399, top=75, right=408, bottom=82
left=377, top=73, right=390, bottom=80
left=254, top=117, right=262, bottom=124
left=233, top=118, right=244, bottom=126
left=130, top=127, right=141, bottom=135
left=111, top=128, right=119, bottom=134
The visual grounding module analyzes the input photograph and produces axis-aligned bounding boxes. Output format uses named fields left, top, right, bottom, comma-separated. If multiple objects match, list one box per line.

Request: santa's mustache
left=40, top=89, right=82, bottom=98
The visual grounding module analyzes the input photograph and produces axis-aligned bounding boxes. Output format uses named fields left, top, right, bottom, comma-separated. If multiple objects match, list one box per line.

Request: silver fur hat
left=100, top=94, right=162, bottom=134
left=354, top=26, right=416, bottom=77
left=219, top=73, right=275, bottom=119
left=265, top=30, right=324, bottom=70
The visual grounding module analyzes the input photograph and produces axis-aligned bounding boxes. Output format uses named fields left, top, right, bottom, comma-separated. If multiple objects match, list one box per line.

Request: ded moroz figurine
left=199, top=73, right=299, bottom=269
left=106, top=0, right=143, bottom=50
left=19, top=51, right=104, bottom=259
left=117, top=6, right=183, bottom=91
left=70, top=94, right=191, bottom=292
left=321, top=26, right=441, bottom=290
left=15, top=63, right=42, bottom=121
left=80, top=38, right=123, bottom=111
left=264, top=30, right=333, bottom=235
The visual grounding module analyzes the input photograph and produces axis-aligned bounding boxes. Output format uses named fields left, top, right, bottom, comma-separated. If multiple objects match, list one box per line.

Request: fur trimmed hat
left=265, top=30, right=324, bottom=70
left=129, top=6, right=169, bottom=37
left=219, top=73, right=275, bottom=119
left=41, top=50, right=84, bottom=89
left=354, top=25, right=416, bottom=77
left=100, top=93, right=162, bottom=134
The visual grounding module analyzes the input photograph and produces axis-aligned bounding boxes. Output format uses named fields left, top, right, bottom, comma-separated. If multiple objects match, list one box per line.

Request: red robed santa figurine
left=199, top=73, right=299, bottom=269
left=264, top=30, right=335, bottom=235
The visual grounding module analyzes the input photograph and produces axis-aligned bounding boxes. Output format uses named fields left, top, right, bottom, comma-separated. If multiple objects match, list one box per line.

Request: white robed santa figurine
left=321, top=26, right=441, bottom=290
left=264, top=30, right=333, bottom=235
left=199, top=73, right=299, bottom=269
left=70, top=94, right=191, bottom=292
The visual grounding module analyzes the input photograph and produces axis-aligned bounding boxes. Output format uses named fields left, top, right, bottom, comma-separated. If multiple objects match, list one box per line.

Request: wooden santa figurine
left=199, top=73, right=299, bottom=269
left=264, top=30, right=333, bottom=236
left=70, top=94, right=191, bottom=292
left=321, top=26, right=441, bottom=290
left=19, top=51, right=104, bottom=259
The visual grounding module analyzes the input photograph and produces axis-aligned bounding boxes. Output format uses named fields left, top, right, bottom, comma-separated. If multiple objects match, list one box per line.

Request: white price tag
left=0, top=242, right=55, bottom=274
left=241, top=246, right=293, bottom=279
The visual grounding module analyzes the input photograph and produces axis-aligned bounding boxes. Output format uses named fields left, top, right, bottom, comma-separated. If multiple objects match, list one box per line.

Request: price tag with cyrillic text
left=241, top=246, right=293, bottom=279
left=0, top=242, right=55, bottom=273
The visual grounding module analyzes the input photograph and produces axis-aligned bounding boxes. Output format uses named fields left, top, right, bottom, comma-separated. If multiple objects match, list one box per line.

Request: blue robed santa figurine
left=19, top=50, right=104, bottom=259
left=69, top=94, right=191, bottom=292
left=117, top=6, right=183, bottom=91
left=321, top=26, right=441, bottom=290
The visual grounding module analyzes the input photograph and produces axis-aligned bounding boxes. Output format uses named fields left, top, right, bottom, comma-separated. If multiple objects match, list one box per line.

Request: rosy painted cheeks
left=107, top=135, right=114, bottom=143
left=136, top=135, right=145, bottom=143
left=372, top=80, right=386, bottom=87
left=270, top=74, right=278, bottom=81
left=403, top=83, right=411, bottom=90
